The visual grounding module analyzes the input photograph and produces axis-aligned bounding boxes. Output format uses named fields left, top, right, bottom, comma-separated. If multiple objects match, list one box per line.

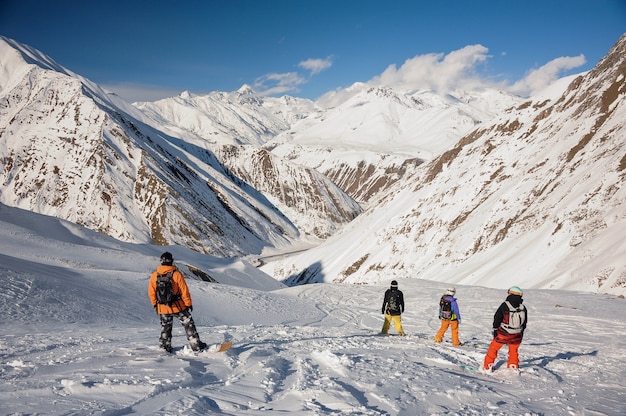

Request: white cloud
left=254, top=72, right=307, bottom=96
left=369, top=44, right=492, bottom=92
left=254, top=57, right=332, bottom=96
left=298, top=57, right=333, bottom=75
left=508, top=55, right=586, bottom=97
left=368, top=45, right=587, bottom=98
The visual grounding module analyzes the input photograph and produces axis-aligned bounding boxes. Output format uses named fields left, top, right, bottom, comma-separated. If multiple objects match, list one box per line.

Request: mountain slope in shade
left=0, top=36, right=361, bottom=255
left=261, top=34, right=626, bottom=296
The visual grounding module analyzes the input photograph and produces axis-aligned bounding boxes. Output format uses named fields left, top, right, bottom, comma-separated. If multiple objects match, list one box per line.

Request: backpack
left=156, top=271, right=177, bottom=305
left=387, top=291, right=401, bottom=314
left=501, top=301, right=526, bottom=334
left=439, top=297, right=453, bottom=320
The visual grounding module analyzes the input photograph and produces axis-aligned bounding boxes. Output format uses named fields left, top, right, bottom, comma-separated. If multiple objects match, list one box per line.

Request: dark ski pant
left=159, top=309, right=202, bottom=351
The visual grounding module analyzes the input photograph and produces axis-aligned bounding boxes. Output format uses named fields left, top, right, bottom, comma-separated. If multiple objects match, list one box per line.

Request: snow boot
left=193, top=341, right=207, bottom=352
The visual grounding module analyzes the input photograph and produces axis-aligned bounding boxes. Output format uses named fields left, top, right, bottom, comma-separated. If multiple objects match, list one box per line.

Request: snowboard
left=171, top=341, right=233, bottom=356
left=205, top=341, right=233, bottom=353
left=459, top=364, right=521, bottom=378
left=460, top=364, right=485, bottom=373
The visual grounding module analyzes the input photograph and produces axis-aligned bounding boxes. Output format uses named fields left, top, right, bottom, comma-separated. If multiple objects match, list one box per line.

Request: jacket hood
left=156, top=264, right=177, bottom=274
left=506, top=294, right=523, bottom=307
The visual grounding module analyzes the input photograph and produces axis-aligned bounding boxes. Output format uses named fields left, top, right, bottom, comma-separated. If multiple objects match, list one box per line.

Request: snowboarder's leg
left=450, top=320, right=461, bottom=346
left=177, top=309, right=205, bottom=351
left=159, top=314, right=174, bottom=352
left=392, top=315, right=406, bottom=336
left=381, top=314, right=391, bottom=334
left=434, top=320, right=449, bottom=342
left=507, top=342, right=520, bottom=368
left=483, top=339, right=504, bottom=370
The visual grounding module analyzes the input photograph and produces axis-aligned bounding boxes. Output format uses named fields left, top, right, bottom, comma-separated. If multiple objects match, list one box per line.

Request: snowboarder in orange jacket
left=148, top=252, right=207, bottom=353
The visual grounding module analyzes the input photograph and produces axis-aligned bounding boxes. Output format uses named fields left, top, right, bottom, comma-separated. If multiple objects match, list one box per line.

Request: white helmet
left=445, top=287, right=456, bottom=296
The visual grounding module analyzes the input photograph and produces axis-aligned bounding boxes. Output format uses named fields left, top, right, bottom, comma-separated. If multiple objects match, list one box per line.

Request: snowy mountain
left=262, top=34, right=626, bottom=296
left=266, top=85, right=520, bottom=204
left=2, top=32, right=625, bottom=297
left=0, top=36, right=360, bottom=256
left=135, top=85, right=319, bottom=147
left=1, top=203, right=625, bottom=415
left=142, top=82, right=520, bottom=204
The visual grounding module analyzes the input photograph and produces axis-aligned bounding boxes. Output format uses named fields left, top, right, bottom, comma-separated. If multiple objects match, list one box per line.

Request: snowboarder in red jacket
left=483, top=286, right=527, bottom=371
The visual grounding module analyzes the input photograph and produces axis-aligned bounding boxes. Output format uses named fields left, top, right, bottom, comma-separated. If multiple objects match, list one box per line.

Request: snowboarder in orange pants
left=483, top=286, right=527, bottom=371
left=434, top=288, right=461, bottom=345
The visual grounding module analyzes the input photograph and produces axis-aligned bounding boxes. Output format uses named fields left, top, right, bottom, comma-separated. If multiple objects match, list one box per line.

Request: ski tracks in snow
left=1, top=282, right=625, bottom=415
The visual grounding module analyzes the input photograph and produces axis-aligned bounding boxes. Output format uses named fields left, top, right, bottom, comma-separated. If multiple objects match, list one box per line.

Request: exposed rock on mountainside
left=212, top=145, right=360, bottom=239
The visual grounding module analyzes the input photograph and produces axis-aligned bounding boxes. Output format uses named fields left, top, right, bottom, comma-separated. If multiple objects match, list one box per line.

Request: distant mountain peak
left=179, top=90, right=193, bottom=99
left=237, top=84, right=255, bottom=94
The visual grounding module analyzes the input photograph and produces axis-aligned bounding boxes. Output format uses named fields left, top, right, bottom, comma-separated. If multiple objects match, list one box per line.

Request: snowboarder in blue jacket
left=434, top=288, right=462, bottom=346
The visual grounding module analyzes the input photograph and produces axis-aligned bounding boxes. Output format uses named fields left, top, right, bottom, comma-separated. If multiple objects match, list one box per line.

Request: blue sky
left=1, top=0, right=624, bottom=102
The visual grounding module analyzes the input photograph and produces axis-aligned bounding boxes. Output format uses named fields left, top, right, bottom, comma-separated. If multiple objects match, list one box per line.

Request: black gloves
left=188, top=305, right=193, bottom=312
left=154, top=305, right=158, bottom=314
left=493, top=328, right=498, bottom=338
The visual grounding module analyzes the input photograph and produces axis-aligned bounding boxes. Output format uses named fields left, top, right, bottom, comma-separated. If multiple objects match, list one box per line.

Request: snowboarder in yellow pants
left=382, top=313, right=405, bottom=336
left=381, top=280, right=406, bottom=336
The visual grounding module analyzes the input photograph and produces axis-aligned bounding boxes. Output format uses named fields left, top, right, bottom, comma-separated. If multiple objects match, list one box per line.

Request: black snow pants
left=159, top=308, right=202, bottom=351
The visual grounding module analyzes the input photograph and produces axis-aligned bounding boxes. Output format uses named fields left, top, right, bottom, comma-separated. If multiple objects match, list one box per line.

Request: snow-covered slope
left=1, top=203, right=625, bottom=415
left=262, top=34, right=626, bottom=296
left=0, top=36, right=360, bottom=255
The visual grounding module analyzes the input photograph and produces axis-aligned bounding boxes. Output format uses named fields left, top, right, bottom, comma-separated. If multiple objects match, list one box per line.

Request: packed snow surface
left=1, top=205, right=625, bottom=415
